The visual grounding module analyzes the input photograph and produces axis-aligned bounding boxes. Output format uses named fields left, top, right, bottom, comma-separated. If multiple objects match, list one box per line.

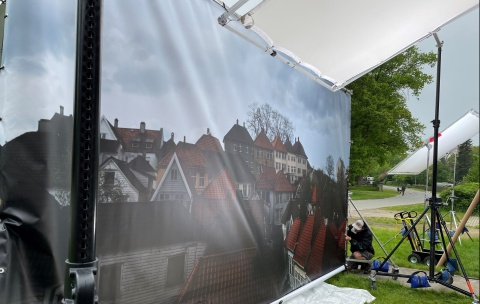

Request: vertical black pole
left=64, top=0, right=102, bottom=303
left=429, top=33, right=442, bottom=279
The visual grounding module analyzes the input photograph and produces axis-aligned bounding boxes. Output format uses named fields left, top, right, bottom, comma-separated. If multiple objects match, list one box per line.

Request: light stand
left=371, top=34, right=479, bottom=303
left=442, top=150, right=473, bottom=244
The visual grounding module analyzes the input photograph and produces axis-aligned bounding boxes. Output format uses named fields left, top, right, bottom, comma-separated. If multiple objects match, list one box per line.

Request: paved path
left=351, top=185, right=427, bottom=210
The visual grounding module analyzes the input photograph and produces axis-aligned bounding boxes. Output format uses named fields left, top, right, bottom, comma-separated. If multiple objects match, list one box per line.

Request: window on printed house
left=104, top=171, right=115, bottom=185
left=199, top=173, right=205, bottom=187
left=191, top=171, right=196, bottom=186
left=246, top=146, right=249, bottom=154
left=239, top=144, right=242, bottom=152
left=234, top=144, right=237, bottom=151
left=166, top=254, right=185, bottom=287
left=171, top=169, right=178, bottom=180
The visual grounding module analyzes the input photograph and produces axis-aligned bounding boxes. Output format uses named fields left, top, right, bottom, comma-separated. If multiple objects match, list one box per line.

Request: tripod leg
left=455, top=213, right=473, bottom=241
left=452, top=212, right=462, bottom=245
left=435, top=209, right=478, bottom=300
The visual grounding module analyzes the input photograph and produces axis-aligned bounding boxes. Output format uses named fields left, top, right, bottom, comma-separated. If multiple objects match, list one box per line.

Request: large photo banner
left=0, top=1, right=351, bottom=303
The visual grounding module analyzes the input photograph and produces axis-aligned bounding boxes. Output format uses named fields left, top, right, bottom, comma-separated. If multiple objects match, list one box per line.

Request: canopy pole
left=64, top=0, right=102, bottom=303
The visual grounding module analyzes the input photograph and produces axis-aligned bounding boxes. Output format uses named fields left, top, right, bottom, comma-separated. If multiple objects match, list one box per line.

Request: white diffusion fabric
left=0, top=1, right=351, bottom=303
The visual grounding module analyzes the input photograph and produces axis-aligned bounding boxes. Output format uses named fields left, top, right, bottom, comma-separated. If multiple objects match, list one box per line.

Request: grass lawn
left=329, top=188, right=479, bottom=302
left=326, top=272, right=475, bottom=304
left=350, top=186, right=399, bottom=200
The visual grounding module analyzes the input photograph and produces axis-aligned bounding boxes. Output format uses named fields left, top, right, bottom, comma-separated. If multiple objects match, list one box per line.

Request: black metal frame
left=372, top=34, right=478, bottom=302
left=64, top=0, right=102, bottom=303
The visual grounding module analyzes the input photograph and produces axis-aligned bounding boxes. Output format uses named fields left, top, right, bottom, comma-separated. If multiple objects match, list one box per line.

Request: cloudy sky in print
left=0, top=0, right=351, bottom=171
left=3, top=1, right=477, bottom=170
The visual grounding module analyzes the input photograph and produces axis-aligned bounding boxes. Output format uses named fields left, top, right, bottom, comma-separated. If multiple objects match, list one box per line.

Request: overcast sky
left=406, top=7, right=479, bottom=145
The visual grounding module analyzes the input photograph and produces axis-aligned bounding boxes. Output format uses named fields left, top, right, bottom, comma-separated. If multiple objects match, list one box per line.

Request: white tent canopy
left=388, top=109, right=479, bottom=175
left=215, top=0, right=479, bottom=91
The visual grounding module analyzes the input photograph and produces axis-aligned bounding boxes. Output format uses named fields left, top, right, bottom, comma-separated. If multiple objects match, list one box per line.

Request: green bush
left=440, top=182, right=479, bottom=213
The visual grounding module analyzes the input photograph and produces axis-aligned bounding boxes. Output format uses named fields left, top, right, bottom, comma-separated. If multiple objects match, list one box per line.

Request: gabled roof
left=223, top=122, right=254, bottom=145
left=253, top=130, right=273, bottom=150
left=101, top=157, right=147, bottom=193
left=256, top=168, right=294, bottom=192
left=176, top=247, right=276, bottom=304
left=293, top=214, right=315, bottom=268
left=284, top=137, right=294, bottom=153
left=157, top=138, right=176, bottom=164
left=203, top=169, right=236, bottom=200
left=128, top=155, right=156, bottom=174
left=256, top=166, right=277, bottom=190
left=96, top=201, right=202, bottom=255
left=151, top=153, right=194, bottom=201
left=293, top=139, right=307, bottom=158
left=158, top=141, right=206, bottom=169
left=115, top=126, right=163, bottom=154
left=274, top=171, right=295, bottom=192
left=271, top=135, right=287, bottom=153
left=285, top=218, right=301, bottom=251
left=306, top=222, right=327, bottom=277
left=196, top=133, right=223, bottom=152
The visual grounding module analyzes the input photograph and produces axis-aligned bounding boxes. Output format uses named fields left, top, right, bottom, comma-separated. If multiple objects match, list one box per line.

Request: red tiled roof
left=285, top=218, right=302, bottom=251
left=203, top=169, right=236, bottom=199
left=196, top=134, right=223, bottom=152
left=293, top=214, right=315, bottom=268
left=306, top=222, right=327, bottom=276
left=311, top=186, right=318, bottom=203
left=253, top=130, right=273, bottom=149
left=176, top=142, right=206, bottom=168
left=115, top=127, right=162, bottom=153
left=271, top=135, right=287, bottom=153
left=329, top=219, right=347, bottom=249
left=176, top=247, right=276, bottom=304
left=274, top=171, right=295, bottom=192
left=256, top=166, right=277, bottom=190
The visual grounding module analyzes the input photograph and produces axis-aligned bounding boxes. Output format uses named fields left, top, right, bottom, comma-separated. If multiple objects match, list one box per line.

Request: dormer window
left=145, top=138, right=154, bottom=148
left=132, top=137, right=141, bottom=147
left=239, top=145, right=242, bottom=152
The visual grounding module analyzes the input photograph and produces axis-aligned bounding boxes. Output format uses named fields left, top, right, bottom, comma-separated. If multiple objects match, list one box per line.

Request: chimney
left=236, top=119, right=239, bottom=125
left=243, top=122, right=245, bottom=127
left=60, top=106, right=64, bottom=115
left=114, top=118, right=118, bottom=128
left=140, top=122, right=146, bottom=134
left=171, top=132, right=174, bottom=141
left=207, top=128, right=210, bottom=135
left=184, top=136, right=186, bottom=143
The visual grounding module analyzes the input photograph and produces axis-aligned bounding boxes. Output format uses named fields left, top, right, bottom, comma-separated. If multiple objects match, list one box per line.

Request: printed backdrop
left=0, top=1, right=351, bottom=303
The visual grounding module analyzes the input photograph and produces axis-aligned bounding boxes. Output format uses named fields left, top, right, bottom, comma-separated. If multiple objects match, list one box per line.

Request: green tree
left=347, top=46, right=437, bottom=185
left=98, top=171, right=129, bottom=203
left=456, top=139, right=473, bottom=182
left=463, top=153, right=479, bottom=183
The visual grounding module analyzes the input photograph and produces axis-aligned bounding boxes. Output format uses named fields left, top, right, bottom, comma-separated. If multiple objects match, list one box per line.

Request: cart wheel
left=392, top=268, right=399, bottom=281
left=422, top=257, right=437, bottom=266
left=407, top=253, right=421, bottom=264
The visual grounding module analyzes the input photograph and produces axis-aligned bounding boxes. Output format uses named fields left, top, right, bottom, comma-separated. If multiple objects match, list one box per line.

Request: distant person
left=346, top=219, right=375, bottom=273
left=401, top=184, right=406, bottom=196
